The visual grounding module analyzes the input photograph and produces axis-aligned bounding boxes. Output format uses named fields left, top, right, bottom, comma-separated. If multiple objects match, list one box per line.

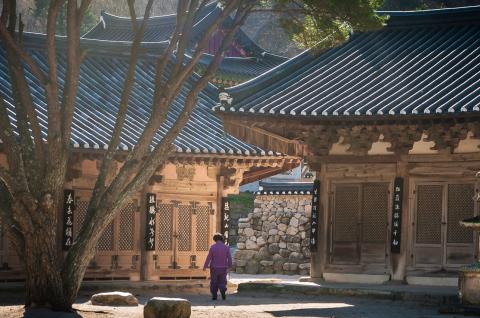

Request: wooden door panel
left=416, top=185, right=443, bottom=245
left=332, top=184, right=360, bottom=265
left=445, top=246, right=475, bottom=265
left=361, top=183, right=388, bottom=265
left=414, top=184, right=443, bottom=267
left=446, top=184, right=475, bottom=266
left=156, top=203, right=174, bottom=268
left=415, top=246, right=443, bottom=265
left=361, top=243, right=386, bottom=264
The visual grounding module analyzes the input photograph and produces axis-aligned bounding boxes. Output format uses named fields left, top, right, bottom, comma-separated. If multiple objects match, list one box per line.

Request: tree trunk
left=23, top=227, right=68, bottom=310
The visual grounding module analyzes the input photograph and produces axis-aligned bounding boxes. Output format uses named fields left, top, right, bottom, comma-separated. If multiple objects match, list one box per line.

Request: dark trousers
left=210, top=267, right=228, bottom=297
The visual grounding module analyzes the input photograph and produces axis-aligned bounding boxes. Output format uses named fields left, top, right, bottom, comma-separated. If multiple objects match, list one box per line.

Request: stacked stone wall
left=233, top=195, right=311, bottom=275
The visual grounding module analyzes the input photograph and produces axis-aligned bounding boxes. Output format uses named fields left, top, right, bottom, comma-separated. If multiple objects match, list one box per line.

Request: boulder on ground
left=144, top=297, right=191, bottom=318
left=90, top=291, right=138, bottom=306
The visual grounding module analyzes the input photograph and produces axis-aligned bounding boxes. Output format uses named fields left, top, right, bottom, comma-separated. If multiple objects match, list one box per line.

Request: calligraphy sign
left=221, top=197, right=230, bottom=245
left=391, top=177, right=403, bottom=253
left=63, top=190, right=75, bottom=250
left=309, top=180, right=320, bottom=252
left=145, top=193, right=156, bottom=251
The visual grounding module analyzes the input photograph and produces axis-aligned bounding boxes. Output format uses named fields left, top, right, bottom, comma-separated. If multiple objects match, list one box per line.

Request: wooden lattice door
left=445, top=184, right=476, bottom=265
left=74, top=198, right=138, bottom=272
left=156, top=202, right=211, bottom=272
left=361, top=183, right=389, bottom=265
left=331, top=183, right=388, bottom=266
left=332, top=184, right=361, bottom=264
left=413, top=182, right=476, bottom=268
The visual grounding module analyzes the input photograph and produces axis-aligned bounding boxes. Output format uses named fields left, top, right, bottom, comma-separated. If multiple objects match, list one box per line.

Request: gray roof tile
left=219, top=6, right=480, bottom=118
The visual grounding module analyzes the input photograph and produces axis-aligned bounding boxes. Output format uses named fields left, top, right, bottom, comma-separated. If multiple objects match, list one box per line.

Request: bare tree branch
left=89, top=0, right=155, bottom=211
left=78, top=0, right=93, bottom=22
left=60, top=0, right=83, bottom=149
left=170, top=0, right=199, bottom=79
left=0, top=27, right=48, bottom=84
left=110, top=1, right=254, bottom=203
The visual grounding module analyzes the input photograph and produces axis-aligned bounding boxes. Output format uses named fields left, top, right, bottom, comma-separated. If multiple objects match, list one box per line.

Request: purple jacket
left=203, top=241, right=232, bottom=269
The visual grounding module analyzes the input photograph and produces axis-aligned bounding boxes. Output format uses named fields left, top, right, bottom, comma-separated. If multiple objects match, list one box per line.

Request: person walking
left=203, top=233, right=232, bottom=300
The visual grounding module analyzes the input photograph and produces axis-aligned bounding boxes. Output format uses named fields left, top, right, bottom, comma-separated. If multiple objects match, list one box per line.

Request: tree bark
left=0, top=0, right=259, bottom=312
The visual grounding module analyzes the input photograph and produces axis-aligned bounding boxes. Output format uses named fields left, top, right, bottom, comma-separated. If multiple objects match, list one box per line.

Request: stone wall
left=233, top=195, right=311, bottom=275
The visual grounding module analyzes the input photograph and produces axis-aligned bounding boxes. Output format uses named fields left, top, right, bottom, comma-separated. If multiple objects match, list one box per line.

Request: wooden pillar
left=216, top=176, right=225, bottom=233
left=139, top=185, right=150, bottom=281
left=391, top=157, right=408, bottom=281
left=310, top=163, right=327, bottom=279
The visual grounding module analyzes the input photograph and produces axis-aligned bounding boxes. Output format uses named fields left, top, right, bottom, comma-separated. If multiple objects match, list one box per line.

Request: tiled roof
left=256, top=181, right=313, bottom=195
left=83, top=3, right=216, bottom=42
left=83, top=3, right=287, bottom=82
left=194, top=52, right=287, bottom=84
left=217, top=6, right=480, bottom=117
left=0, top=33, right=282, bottom=157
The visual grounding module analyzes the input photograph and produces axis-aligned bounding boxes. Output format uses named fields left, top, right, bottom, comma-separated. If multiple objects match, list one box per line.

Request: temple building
left=83, top=2, right=287, bottom=87
left=216, top=6, right=480, bottom=286
left=0, top=6, right=297, bottom=281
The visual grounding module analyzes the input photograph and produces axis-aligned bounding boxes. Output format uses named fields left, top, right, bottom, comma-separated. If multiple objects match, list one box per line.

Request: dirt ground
left=0, top=291, right=462, bottom=318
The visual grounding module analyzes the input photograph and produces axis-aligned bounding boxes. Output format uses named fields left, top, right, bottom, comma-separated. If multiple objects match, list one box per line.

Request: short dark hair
left=213, top=233, right=224, bottom=242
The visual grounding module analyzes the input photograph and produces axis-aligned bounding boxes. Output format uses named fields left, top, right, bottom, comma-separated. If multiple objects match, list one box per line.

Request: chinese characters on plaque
left=221, top=198, right=230, bottom=245
left=309, top=180, right=320, bottom=252
left=63, top=190, right=75, bottom=250
left=145, top=193, right=156, bottom=251
left=391, top=177, right=403, bottom=253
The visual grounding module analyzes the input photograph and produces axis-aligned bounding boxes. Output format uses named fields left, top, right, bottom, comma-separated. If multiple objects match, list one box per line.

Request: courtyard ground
left=0, top=274, right=463, bottom=318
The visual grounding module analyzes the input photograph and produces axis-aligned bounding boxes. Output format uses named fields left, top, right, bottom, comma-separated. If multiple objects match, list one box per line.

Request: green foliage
left=33, top=0, right=96, bottom=35
left=268, top=0, right=384, bottom=50
left=228, top=192, right=254, bottom=217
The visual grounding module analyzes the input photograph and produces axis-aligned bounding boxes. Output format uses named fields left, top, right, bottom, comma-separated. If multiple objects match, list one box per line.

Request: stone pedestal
left=459, top=267, right=480, bottom=305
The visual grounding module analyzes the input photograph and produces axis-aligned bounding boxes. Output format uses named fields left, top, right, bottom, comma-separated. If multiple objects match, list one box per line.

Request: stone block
left=268, top=229, right=278, bottom=236
left=243, top=228, right=254, bottom=237
left=286, top=227, right=299, bottom=236
left=299, top=216, right=309, bottom=225
left=289, top=218, right=299, bottom=228
left=245, top=239, right=258, bottom=250
left=299, top=263, right=311, bottom=270
left=268, top=243, right=280, bottom=254
left=302, top=247, right=311, bottom=258
left=257, top=246, right=271, bottom=260
left=237, top=242, right=246, bottom=250
left=279, top=242, right=287, bottom=249
left=245, top=260, right=260, bottom=274
left=289, top=252, right=304, bottom=263
left=279, top=249, right=290, bottom=258
left=236, top=259, right=247, bottom=267
left=235, top=250, right=258, bottom=260
left=272, top=254, right=284, bottom=262
left=287, top=243, right=301, bottom=252
left=277, top=224, right=287, bottom=232
left=304, top=205, right=312, bottom=217
left=260, top=260, right=274, bottom=267
left=144, top=297, right=191, bottom=318
left=257, top=237, right=266, bottom=247
left=90, top=292, right=138, bottom=306
left=282, top=263, right=298, bottom=271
